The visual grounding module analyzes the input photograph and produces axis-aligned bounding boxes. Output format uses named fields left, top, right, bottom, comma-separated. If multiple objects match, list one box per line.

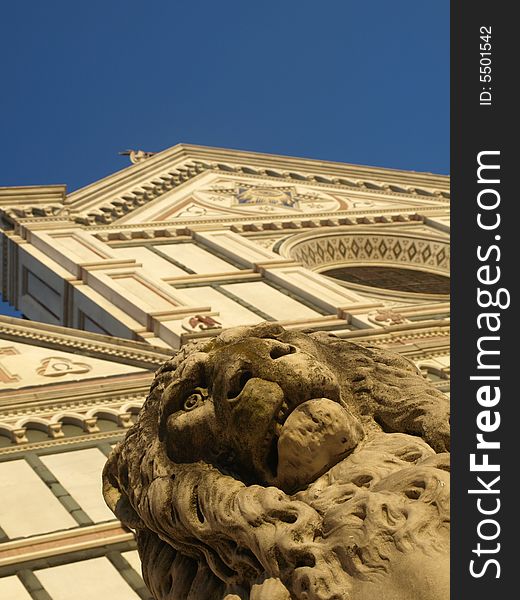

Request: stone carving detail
left=120, top=149, right=157, bottom=164
left=0, top=346, right=21, bottom=384
left=103, top=324, right=449, bottom=600
left=286, top=233, right=450, bottom=274
left=368, top=309, right=409, bottom=326
left=175, top=204, right=208, bottom=218
left=182, top=315, right=222, bottom=333
left=37, top=357, right=91, bottom=377
left=198, top=182, right=343, bottom=214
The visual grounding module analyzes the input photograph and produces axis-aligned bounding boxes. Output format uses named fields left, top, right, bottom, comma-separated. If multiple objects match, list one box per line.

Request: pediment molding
left=0, top=316, right=171, bottom=369
left=2, top=145, right=449, bottom=228
left=0, top=185, right=68, bottom=225
left=71, top=160, right=449, bottom=227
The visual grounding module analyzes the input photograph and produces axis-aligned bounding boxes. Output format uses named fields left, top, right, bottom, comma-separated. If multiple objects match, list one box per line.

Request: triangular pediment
left=6, top=144, right=448, bottom=228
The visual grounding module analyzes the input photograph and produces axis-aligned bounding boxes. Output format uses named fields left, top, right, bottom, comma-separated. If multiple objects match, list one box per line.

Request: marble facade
left=0, top=145, right=449, bottom=598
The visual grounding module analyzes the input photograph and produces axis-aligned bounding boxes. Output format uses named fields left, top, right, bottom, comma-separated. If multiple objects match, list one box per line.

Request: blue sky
left=0, top=1, right=448, bottom=316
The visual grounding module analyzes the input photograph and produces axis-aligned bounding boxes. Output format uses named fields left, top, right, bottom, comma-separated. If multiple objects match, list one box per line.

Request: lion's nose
left=220, top=339, right=296, bottom=403
left=266, top=341, right=296, bottom=360
left=226, top=369, right=253, bottom=401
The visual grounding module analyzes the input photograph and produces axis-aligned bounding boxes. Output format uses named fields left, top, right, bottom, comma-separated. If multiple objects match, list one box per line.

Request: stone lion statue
left=103, top=323, right=450, bottom=600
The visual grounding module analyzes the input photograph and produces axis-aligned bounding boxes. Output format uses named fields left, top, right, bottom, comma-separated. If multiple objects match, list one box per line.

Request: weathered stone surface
left=103, top=323, right=450, bottom=599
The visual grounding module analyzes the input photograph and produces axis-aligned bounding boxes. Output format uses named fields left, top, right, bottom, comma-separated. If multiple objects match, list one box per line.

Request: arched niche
left=278, top=228, right=449, bottom=301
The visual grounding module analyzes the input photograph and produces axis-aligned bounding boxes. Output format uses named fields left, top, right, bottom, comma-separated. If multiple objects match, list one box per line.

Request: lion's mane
left=103, top=324, right=450, bottom=600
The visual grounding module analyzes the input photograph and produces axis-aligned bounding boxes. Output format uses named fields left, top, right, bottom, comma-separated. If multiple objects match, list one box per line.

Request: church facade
left=0, top=145, right=449, bottom=599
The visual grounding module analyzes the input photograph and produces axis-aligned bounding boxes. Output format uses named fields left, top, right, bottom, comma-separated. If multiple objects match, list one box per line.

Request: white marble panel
left=17, top=244, right=73, bottom=325
left=30, top=230, right=114, bottom=275
left=84, top=270, right=201, bottom=327
left=0, top=340, right=145, bottom=390
left=110, top=246, right=187, bottom=277
left=265, top=267, right=377, bottom=313
left=36, top=557, right=141, bottom=600
left=25, top=270, right=62, bottom=319
left=0, top=576, right=32, bottom=600
left=113, top=275, right=177, bottom=311
left=156, top=243, right=238, bottom=274
left=0, top=460, right=76, bottom=538
left=73, top=285, right=143, bottom=339
left=194, top=231, right=280, bottom=268
left=40, top=448, right=115, bottom=523
left=50, top=235, right=106, bottom=262
left=122, top=550, right=142, bottom=574
left=222, top=282, right=321, bottom=320
left=179, top=287, right=261, bottom=327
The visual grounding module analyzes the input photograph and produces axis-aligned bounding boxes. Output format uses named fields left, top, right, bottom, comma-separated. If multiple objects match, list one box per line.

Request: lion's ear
left=102, top=455, right=144, bottom=530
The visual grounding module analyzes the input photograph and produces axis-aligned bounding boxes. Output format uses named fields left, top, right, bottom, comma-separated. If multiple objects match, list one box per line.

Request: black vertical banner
left=451, top=2, right=514, bottom=598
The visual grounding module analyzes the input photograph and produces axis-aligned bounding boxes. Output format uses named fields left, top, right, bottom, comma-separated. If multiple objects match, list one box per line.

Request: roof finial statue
left=119, top=149, right=157, bottom=164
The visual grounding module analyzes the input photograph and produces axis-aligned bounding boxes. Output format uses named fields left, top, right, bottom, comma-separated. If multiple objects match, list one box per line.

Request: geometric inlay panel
left=285, top=232, right=450, bottom=275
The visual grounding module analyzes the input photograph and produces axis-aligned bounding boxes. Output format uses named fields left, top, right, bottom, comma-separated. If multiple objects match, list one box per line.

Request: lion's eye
left=183, top=391, right=204, bottom=411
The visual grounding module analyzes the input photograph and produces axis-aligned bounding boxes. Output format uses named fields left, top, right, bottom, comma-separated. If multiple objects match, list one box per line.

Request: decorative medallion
left=182, top=315, right=222, bottom=333
left=236, top=186, right=297, bottom=208
left=368, top=310, right=409, bottom=326
left=195, top=180, right=344, bottom=213
left=37, top=357, right=92, bottom=377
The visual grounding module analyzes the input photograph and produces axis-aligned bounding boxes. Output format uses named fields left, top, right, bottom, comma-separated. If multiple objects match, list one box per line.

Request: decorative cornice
left=161, top=318, right=449, bottom=357
left=0, top=392, right=146, bottom=419
left=0, top=428, right=127, bottom=457
left=338, top=322, right=450, bottom=344
left=0, top=315, right=172, bottom=369
left=409, top=349, right=451, bottom=360
left=0, top=393, right=147, bottom=451
left=180, top=145, right=450, bottom=188
left=72, top=161, right=449, bottom=227
left=88, top=212, right=441, bottom=241
left=2, top=144, right=450, bottom=228
left=1, top=205, right=66, bottom=220
left=0, top=185, right=68, bottom=226
left=196, top=160, right=450, bottom=198
left=0, top=185, right=66, bottom=206
left=72, top=161, right=207, bottom=225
